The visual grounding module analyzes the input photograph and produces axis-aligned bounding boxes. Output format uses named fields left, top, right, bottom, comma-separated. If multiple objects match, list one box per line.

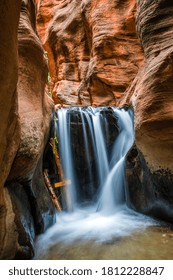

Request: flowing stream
left=35, top=107, right=173, bottom=260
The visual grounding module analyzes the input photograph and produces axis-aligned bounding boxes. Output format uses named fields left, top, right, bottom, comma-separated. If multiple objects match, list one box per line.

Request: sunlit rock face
left=36, top=0, right=143, bottom=106
left=0, top=0, right=55, bottom=260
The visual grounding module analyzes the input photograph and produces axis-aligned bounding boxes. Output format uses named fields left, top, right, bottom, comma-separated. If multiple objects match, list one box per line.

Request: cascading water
left=98, top=109, right=134, bottom=214
left=35, top=107, right=156, bottom=259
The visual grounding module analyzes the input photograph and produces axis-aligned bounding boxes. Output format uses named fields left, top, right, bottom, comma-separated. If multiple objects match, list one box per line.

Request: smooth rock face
left=9, top=0, right=52, bottom=181
left=0, top=0, right=21, bottom=260
left=123, top=0, right=173, bottom=173
left=36, top=0, right=143, bottom=106
left=1, top=0, right=173, bottom=259
left=0, top=0, right=55, bottom=259
left=123, top=0, right=173, bottom=221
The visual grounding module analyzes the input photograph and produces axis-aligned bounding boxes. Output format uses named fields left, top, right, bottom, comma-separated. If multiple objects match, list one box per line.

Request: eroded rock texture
left=36, top=0, right=143, bottom=106
left=1, top=0, right=173, bottom=259
left=124, top=0, right=173, bottom=173
left=0, top=0, right=21, bottom=260
left=124, top=0, right=173, bottom=221
left=0, top=0, right=55, bottom=260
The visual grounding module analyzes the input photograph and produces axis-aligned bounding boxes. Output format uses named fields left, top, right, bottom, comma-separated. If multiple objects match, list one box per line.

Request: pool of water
left=34, top=224, right=173, bottom=260
left=36, top=108, right=173, bottom=260
left=34, top=205, right=173, bottom=260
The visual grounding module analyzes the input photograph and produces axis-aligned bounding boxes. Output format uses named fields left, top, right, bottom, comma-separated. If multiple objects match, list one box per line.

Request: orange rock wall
left=36, top=0, right=143, bottom=106
left=0, top=0, right=21, bottom=260
left=124, top=0, right=173, bottom=173
left=9, top=0, right=53, bottom=180
left=1, top=0, right=173, bottom=259
left=0, top=0, right=55, bottom=259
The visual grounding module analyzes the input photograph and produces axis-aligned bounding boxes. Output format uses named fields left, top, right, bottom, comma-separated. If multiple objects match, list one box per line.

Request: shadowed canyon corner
left=0, top=0, right=173, bottom=260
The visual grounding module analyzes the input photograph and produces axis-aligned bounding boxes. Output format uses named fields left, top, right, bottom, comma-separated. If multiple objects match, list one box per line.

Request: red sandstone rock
left=8, top=0, right=53, bottom=180
left=123, top=0, right=173, bottom=173
left=36, top=0, right=143, bottom=106
left=0, top=0, right=55, bottom=259
left=1, top=0, right=173, bottom=259
left=0, top=0, right=21, bottom=260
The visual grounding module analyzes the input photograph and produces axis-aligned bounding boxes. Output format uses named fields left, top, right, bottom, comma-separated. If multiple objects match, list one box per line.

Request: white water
left=35, top=107, right=157, bottom=258
left=92, top=112, right=109, bottom=186
left=57, top=109, right=76, bottom=210
left=98, top=109, right=134, bottom=214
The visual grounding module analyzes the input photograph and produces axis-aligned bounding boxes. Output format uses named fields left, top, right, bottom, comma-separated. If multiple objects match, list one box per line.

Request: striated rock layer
left=36, top=0, right=143, bottom=106
left=0, top=0, right=55, bottom=259
left=124, top=0, right=173, bottom=221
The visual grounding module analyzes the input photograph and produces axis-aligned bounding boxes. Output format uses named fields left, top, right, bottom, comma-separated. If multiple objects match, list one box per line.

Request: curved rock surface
left=124, top=0, right=173, bottom=221
left=0, top=0, right=55, bottom=259
left=36, top=0, right=143, bottom=106
left=125, top=0, right=173, bottom=173
left=1, top=0, right=173, bottom=259
left=0, top=0, right=21, bottom=260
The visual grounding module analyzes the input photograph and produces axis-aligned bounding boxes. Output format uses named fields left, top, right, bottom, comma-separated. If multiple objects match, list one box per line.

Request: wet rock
left=31, top=157, right=56, bottom=234
left=126, top=145, right=173, bottom=223
left=7, top=182, right=35, bottom=260
left=44, top=107, right=120, bottom=204
left=63, top=107, right=119, bottom=202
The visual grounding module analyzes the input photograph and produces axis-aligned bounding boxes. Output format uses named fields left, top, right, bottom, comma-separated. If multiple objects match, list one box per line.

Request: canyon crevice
left=0, top=0, right=173, bottom=259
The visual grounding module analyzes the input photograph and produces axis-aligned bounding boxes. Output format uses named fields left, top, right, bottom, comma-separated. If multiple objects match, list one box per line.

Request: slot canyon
left=0, top=0, right=173, bottom=260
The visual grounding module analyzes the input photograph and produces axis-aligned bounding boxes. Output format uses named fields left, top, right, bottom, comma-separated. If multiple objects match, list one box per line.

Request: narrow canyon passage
left=1, top=0, right=173, bottom=261
left=34, top=107, right=173, bottom=260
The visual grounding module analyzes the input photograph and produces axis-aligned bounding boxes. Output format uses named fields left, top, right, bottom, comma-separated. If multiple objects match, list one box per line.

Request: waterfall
left=57, top=107, right=133, bottom=211
left=98, top=108, right=134, bottom=214
left=35, top=107, right=156, bottom=258
left=58, top=109, right=77, bottom=210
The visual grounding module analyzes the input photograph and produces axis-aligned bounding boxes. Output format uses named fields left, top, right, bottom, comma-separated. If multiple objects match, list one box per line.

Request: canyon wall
left=0, top=0, right=22, bottom=260
left=0, top=0, right=55, bottom=259
left=125, top=0, right=173, bottom=222
left=36, top=0, right=143, bottom=106
left=1, top=0, right=173, bottom=259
